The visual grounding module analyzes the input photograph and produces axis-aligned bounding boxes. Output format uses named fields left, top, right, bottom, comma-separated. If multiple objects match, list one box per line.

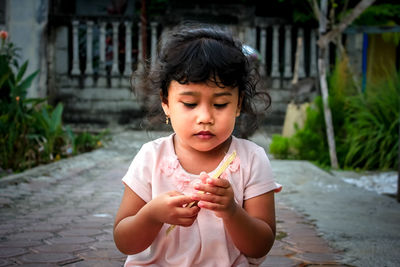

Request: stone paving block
left=11, top=264, right=57, bottom=267
left=58, top=228, right=105, bottom=237
left=292, top=252, right=343, bottom=264
left=73, top=216, right=112, bottom=226
left=0, top=259, right=12, bottom=267
left=261, top=255, right=300, bottom=267
left=18, top=252, right=79, bottom=265
left=0, top=227, right=17, bottom=237
left=31, top=244, right=89, bottom=254
left=0, top=240, right=43, bottom=248
left=297, top=243, right=335, bottom=254
left=78, top=249, right=126, bottom=261
left=0, top=223, right=23, bottom=233
left=0, top=223, right=16, bottom=229
left=46, top=236, right=96, bottom=245
left=22, top=222, right=65, bottom=232
left=285, top=228, right=319, bottom=237
left=46, top=210, right=86, bottom=219
left=268, top=241, right=292, bottom=256
left=72, top=221, right=110, bottom=230
left=6, top=231, right=54, bottom=241
left=0, top=247, right=27, bottom=258
left=95, top=233, right=115, bottom=242
left=289, top=238, right=332, bottom=248
left=46, top=216, right=76, bottom=225
left=67, top=259, right=125, bottom=267
left=0, top=197, right=12, bottom=207
left=90, top=241, right=118, bottom=250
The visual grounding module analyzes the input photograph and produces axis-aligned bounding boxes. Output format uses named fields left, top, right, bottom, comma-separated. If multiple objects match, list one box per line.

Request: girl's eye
left=182, top=102, right=197, bottom=108
left=214, top=103, right=228, bottom=109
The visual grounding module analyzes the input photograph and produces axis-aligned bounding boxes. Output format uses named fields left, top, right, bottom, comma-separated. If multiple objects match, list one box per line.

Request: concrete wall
left=6, top=0, right=49, bottom=99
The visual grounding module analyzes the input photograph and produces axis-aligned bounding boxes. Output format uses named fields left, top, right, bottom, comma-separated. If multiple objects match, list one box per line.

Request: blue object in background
left=362, top=33, right=368, bottom=93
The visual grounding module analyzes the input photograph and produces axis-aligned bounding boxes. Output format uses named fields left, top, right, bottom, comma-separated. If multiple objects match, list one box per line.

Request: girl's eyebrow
left=214, top=92, right=232, bottom=97
left=178, top=91, right=233, bottom=97
left=178, top=91, right=198, bottom=96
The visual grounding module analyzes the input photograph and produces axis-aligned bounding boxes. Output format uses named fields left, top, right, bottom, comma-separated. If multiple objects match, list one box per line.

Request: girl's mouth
left=195, top=131, right=214, bottom=139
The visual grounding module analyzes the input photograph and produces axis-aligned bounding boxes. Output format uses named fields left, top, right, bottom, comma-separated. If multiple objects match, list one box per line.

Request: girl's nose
left=196, top=105, right=214, bottom=125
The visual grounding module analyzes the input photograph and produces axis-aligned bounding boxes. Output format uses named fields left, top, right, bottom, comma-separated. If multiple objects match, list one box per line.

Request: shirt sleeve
left=122, top=143, right=154, bottom=203
left=244, top=146, right=282, bottom=200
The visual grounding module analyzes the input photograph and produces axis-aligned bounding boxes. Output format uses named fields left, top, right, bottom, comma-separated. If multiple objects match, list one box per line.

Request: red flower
left=0, top=30, right=8, bottom=40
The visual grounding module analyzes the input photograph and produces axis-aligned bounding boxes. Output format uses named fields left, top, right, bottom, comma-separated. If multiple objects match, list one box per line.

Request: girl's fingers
left=194, top=182, right=229, bottom=196
left=207, top=177, right=231, bottom=188
left=192, top=191, right=223, bottom=204
left=172, top=194, right=196, bottom=206
left=197, top=200, right=220, bottom=211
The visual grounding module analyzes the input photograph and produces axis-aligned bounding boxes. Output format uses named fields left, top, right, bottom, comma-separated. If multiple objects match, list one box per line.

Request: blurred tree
left=276, top=0, right=376, bottom=168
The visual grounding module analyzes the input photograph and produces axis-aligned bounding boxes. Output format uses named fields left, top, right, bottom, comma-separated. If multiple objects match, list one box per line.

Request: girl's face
left=162, top=80, right=242, bottom=154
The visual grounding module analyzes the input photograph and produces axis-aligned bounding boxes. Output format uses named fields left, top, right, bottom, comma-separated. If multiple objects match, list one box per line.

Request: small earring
left=165, top=116, right=170, bottom=125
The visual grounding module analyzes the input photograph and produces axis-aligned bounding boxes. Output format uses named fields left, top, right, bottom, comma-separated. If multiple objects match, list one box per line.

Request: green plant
left=65, top=127, right=108, bottom=155
left=355, top=4, right=400, bottom=26
left=0, top=31, right=42, bottom=172
left=270, top=57, right=400, bottom=171
left=342, top=72, right=400, bottom=170
left=32, top=103, right=64, bottom=161
left=269, top=134, right=290, bottom=159
left=290, top=98, right=331, bottom=166
left=74, top=131, right=103, bottom=153
left=0, top=31, right=108, bottom=176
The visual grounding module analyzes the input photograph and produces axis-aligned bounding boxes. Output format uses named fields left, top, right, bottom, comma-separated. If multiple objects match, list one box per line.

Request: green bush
left=270, top=98, right=332, bottom=167
left=342, top=73, right=400, bottom=170
left=291, top=97, right=331, bottom=165
left=66, top=127, right=109, bottom=155
left=32, top=103, right=64, bottom=161
left=1, top=34, right=41, bottom=171
left=269, top=134, right=290, bottom=159
left=269, top=57, right=399, bottom=171
left=0, top=31, right=107, bottom=176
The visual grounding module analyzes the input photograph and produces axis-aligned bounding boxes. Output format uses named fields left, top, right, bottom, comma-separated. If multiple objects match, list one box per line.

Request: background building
left=2, top=0, right=399, bottom=129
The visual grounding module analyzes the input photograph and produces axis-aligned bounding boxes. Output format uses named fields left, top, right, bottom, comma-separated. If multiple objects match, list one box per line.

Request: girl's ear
left=160, top=91, right=170, bottom=116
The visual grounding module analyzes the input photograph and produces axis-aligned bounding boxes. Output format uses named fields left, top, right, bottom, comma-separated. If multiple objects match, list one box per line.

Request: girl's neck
left=173, top=136, right=232, bottom=175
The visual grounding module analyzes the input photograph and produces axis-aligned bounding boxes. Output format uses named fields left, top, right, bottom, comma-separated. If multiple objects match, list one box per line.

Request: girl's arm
left=192, top=178, right=276, bottom=258
left=114, top=186, right=200, bottom=255
left=223, top=191, right=276, bottom=258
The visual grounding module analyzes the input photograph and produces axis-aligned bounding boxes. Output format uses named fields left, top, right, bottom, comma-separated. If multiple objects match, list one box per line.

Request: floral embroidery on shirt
left=160, top=156, right=191, bottom=191
left=160, top=154, right=241, bottom=193
left=228, top=156, right=240, bottom=172
left=220, top=154, right=240, bottom=179
left=160, top=155, right=179, bottom=176
left=175, top=172, right=191, bottom=191
left=219, top=171, right=229, bottom=180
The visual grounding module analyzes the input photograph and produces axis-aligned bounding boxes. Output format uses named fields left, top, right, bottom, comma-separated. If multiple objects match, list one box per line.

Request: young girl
left=114, top=24, right=282, bottom=267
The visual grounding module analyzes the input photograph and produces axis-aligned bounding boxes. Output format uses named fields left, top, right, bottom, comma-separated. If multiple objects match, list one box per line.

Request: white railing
left=254, top=24, right=322, bottom=88
left=69, top=19, right=159, bottom=88
left=68, top=19, right=325, bottom=89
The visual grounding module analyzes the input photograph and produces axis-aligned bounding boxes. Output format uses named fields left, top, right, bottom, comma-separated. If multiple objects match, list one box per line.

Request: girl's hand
left=148, top=191, right=200, bottom=227
left=192, top=175, right=237, bottom=220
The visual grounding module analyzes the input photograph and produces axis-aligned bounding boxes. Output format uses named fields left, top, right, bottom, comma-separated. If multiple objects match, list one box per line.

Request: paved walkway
left=0, top=130, right=353, bottom=266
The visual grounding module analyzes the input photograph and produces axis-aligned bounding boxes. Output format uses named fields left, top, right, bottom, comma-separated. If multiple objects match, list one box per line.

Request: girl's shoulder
left=137, top=133, right=175, bottom=157
left=231, top=136, right=270, bottom=164
left=232, top=136, right=266, bottom=153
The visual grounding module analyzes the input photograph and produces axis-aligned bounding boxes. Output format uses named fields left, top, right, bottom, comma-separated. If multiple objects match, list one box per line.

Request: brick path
left=0, top=131, right=348, bottom=266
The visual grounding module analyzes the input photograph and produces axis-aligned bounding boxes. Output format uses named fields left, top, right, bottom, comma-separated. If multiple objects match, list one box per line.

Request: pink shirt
left=122, top=134, right=281, bottom=267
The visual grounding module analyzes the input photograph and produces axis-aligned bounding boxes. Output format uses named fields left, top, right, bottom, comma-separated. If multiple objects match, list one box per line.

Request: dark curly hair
left=133, top=24, right=270, bottom=137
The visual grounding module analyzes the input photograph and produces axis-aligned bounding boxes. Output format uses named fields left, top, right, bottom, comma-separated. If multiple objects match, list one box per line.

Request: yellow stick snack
left=166, top=151, right=237, bottom=235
